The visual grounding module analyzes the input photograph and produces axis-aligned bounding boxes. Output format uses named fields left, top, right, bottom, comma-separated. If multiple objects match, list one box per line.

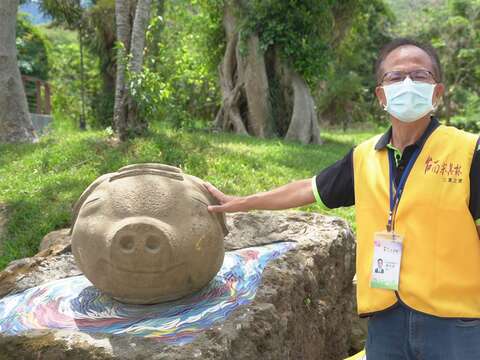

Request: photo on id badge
left=370, top=231, right=403, bottom=291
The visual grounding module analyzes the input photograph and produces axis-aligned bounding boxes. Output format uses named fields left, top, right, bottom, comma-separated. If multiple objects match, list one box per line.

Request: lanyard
left=387, top=147, right=421, bottom=232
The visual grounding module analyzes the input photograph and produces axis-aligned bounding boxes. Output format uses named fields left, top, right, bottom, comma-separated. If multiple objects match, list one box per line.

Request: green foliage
left=16, top=13, right=51, bottom=80
left=238, top=0, right=360, bottom=83
left=423, top=0, right=480, bottom=90
left=40, top=25, right=77, bottom=44
left=0, top=124, right=381, bottom=269
left=40, top=0, right=83, bottom=29
left=132, top=0, right=224, bottom=128
left=391, top=0, right=480, bottom=125
left=40, top=0, right=116, bottom=129
left=197, top=0, right=226, bottom=73
left=432, top=0, right=480, bottom=124
left=83, top=0, right=116, bottom=128
left=128, top=65, right=169, bottom=124
left=385, top=0, right=442, bottom=34
left=90, top=85, right=115, bottom=129
left=450, top=92, right=480, bottom=132
left=317, top=0, right=394, bottom=126
left=44, top=28, right=101, bottom=129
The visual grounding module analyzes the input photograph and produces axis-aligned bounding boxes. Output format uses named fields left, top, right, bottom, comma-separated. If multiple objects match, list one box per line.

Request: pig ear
left=118, top=163, right=182, bottom=174
left=186, top=175, right=229, bottom=237
left=113, top=163, right=185, bottom=182
left=111, top=168, right=185, bottom=182
left=70, top=173, right=113, bottom=235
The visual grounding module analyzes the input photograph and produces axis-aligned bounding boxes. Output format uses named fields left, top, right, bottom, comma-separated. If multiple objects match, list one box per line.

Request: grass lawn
left=0, top=121, right=384, bottom=270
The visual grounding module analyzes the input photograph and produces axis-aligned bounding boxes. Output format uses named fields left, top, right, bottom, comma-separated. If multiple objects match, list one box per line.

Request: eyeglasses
left=380, top=69, right=436, bottom=85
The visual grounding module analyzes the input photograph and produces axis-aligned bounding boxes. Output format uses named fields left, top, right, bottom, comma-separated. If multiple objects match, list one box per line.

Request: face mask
left=382, top=77, right=436, bottom=123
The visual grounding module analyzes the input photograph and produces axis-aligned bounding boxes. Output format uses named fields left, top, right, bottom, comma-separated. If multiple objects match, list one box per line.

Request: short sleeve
left=469, top=137, right=480, bottom=225
left=312, top=148, right=355, bottom=209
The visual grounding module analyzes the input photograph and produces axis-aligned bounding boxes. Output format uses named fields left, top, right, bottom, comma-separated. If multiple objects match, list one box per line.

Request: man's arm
left=205, top=179, right=315, bottom=213
left=206, top=148, right=355, bottom=213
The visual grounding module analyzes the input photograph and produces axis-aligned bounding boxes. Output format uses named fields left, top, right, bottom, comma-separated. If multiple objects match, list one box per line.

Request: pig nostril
left=145, top=235, right=161, bottom=253
left=119, top=235, right=135, bottom=253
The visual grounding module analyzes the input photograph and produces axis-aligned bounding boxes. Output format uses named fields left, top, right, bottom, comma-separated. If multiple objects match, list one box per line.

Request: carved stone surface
left=70, top=164, right=228, bottom=304
left=0, top=211, right=357, bottom=360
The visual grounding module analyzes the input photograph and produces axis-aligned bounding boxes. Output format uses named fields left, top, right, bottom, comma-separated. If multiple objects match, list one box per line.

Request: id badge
left=370, top=231, right=404, bottom=291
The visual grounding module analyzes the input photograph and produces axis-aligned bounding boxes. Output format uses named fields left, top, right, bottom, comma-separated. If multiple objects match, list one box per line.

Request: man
left=374, top=259, right=384, bottom=274
left=206, top=38, right=480, bottom=359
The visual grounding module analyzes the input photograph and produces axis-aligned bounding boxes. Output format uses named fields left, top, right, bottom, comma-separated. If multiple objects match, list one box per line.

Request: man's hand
left=204, top=183, right=249, bottom=213
left=204, top=178, right=316, bottom=213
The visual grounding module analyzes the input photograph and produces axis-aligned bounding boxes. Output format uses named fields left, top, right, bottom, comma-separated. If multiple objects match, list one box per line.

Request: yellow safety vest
left=353, top=125, right=480, bottom=318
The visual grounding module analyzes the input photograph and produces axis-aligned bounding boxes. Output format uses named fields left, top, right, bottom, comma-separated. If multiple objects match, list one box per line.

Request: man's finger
left=205, top=182, right=221, bottom=193
left=205, top=183, right=225, bottom=201
left=207, top=204, right=227, bottom=213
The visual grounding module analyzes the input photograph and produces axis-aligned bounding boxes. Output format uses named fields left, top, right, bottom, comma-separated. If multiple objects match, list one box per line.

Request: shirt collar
left=374, top=117, right=440, bottom=151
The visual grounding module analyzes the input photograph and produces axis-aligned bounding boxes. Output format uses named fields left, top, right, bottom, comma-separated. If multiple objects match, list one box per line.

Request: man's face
left=375, top=45, right=445, bottom=111
left=378, top=259, right=383, bottom=268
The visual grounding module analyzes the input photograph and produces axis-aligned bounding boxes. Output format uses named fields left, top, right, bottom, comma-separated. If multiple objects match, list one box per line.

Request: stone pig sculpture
left=70, top=163, right=228, bottom=304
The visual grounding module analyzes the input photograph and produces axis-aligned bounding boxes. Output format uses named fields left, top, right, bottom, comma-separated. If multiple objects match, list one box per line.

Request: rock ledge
left=0, top=211, right=356, bottom=360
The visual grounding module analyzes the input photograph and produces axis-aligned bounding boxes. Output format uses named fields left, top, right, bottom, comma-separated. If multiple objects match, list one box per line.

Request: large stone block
left=0, top=211, right=357, bottom=360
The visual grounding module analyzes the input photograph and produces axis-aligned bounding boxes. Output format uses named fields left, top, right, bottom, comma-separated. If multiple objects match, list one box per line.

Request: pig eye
left=145, top=235, right=162, bottom=253
left=84, top=197, right=101, bottom=206
left=119, top=235, right=135, bottom=253
left=80, top=197, right=103, bottom=216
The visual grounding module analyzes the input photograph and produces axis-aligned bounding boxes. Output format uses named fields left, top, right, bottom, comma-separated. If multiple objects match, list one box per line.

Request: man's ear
left=375, top=86, right=386, bottom=108
left=433, top=83, right=445, bottom=108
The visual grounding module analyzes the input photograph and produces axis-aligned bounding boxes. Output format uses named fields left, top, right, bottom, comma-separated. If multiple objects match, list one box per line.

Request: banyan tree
left=213, top=0, right=360, bottom=144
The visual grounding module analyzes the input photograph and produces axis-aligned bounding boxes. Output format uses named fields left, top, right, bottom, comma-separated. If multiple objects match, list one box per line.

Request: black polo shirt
left=313, top=118, right=480, bottom=225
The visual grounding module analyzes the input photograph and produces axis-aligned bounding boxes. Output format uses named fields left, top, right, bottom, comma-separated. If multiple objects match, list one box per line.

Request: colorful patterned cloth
left=0, top=242, right=295, bottom=345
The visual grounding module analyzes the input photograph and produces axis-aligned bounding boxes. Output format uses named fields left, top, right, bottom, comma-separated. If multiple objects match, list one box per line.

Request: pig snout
left=110, top=217, right=176, bottom=269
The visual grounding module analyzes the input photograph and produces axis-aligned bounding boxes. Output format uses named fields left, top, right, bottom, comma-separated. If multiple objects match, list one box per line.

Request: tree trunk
left=113, top=0, right=132, bottom=140
left=79, top=27, right=87, bottom=130
left=114, top=0, right=152, bottom=141
left=213, top=4, right=248, bottom=135
left=129, top=0, right=151, bottom=74
left=214, top=1, right=321, bottom=144
left=244, top=35, right=271, bottom=137
left=283, top=66, right=322, bottom=144
left=125, top=0, right=152, bottom=136
left=0, top=0, right=37, bottom=143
